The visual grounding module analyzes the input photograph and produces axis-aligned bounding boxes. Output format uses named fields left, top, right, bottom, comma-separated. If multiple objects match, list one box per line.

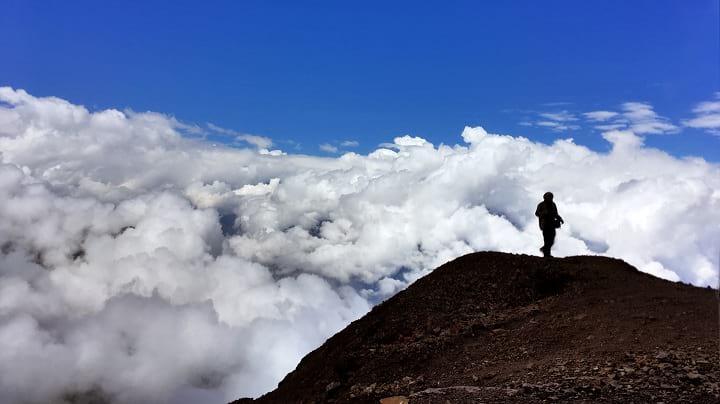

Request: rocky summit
left=232, top=252, right=719, bottom=403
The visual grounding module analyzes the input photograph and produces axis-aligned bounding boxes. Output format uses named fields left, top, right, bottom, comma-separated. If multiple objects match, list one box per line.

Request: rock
left=521, top=382, right=536, bottom=393
left=685, top=372, right=705, bottom=384
left=379, top=396, right=409, bottom=404
left=325, top=381, right=341, bottom=394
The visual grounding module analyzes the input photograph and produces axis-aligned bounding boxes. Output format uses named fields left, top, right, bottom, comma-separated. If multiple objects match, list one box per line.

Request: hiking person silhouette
left=535, top=192, right=563, bottom=257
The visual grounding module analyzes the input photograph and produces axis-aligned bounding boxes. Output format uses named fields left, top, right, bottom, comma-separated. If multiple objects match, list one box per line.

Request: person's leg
left=548, top=228, right=556, bottom=255
left=542, top=228, right=556, bottom=257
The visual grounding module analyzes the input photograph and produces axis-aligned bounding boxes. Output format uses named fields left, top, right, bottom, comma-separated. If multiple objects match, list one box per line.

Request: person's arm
left=551, top=202, right=564, bottom=224
left=550, top=202, right=563, bottom=223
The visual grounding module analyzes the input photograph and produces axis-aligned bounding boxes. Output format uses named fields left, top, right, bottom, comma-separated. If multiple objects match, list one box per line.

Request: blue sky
left=2, top=0, right=718, bottom=159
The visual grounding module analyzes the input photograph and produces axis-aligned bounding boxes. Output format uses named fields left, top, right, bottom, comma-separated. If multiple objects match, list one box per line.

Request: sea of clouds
left=0, top=87, right=718, bottom=403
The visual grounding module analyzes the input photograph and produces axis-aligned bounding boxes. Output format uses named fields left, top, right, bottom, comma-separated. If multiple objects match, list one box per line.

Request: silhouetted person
left=535, top=192, right=563, bottom=257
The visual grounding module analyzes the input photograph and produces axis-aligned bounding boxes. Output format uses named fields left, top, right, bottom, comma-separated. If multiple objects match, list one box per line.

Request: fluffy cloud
left=0, top=87, right=718, bottom=403
left=683, top=93, right=720, bottom=134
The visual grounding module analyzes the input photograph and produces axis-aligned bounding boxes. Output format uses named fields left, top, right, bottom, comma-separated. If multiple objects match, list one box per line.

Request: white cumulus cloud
left=0, top=87, right=718, bottom=403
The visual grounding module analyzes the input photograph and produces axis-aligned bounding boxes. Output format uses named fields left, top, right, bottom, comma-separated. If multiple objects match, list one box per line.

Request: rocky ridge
left=233, top=252, right=719, bottom=403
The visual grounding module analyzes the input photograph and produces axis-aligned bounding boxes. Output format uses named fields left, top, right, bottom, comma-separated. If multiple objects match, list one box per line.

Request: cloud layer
left=0, top=88, right=718, bottom=403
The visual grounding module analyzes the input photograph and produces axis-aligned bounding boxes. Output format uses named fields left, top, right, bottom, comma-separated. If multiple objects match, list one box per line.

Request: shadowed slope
left=233, top=252, right=719, bottom=403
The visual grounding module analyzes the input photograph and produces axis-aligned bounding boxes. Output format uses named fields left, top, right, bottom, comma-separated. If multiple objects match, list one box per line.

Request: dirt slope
left=233, top=252, right=719, bottom=403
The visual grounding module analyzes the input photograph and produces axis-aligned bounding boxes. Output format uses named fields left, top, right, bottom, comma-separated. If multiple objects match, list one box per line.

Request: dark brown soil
left=232, top=252, right=720, bottom=403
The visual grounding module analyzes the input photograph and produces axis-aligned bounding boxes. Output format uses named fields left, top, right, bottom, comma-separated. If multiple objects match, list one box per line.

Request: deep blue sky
left=2, top=0, right=719, bottom=159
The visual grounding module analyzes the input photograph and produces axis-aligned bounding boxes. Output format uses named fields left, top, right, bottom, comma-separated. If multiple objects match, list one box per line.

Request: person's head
left=543, top=192, right=553, bottom=201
